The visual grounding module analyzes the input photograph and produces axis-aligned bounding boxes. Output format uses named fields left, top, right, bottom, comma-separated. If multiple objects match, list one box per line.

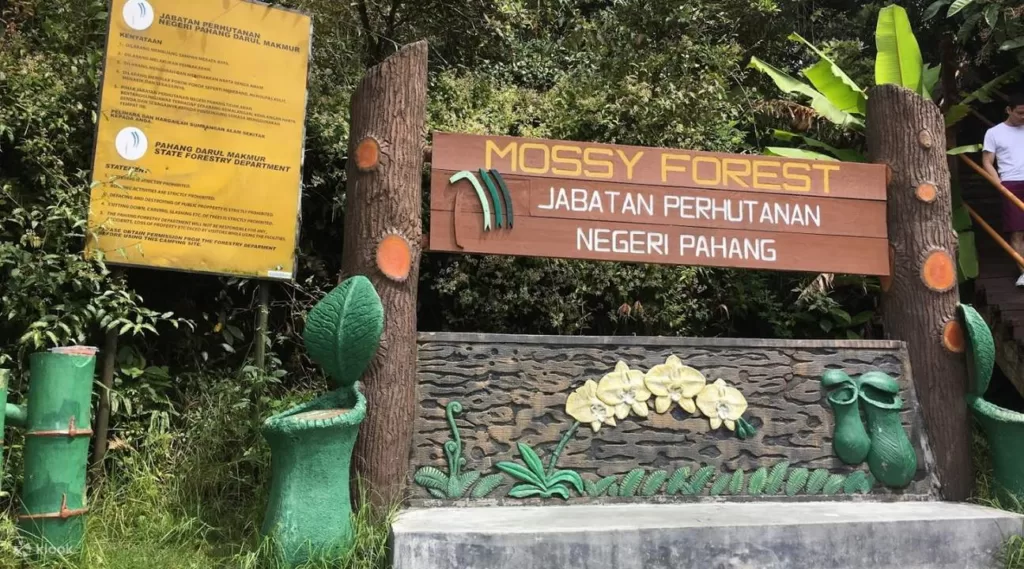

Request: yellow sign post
left=87, top=0, right=312, bottom=280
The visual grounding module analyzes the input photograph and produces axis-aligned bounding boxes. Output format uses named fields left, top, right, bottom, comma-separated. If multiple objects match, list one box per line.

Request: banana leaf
left=959, top=231, right=980, bottom=281
left=749, top=57, right=864, bottom=130
left=948, top=144, right=982, bottom=155
left=771, top=130, right=865, bottom=162
left=764, top=147, right=839, bottom=161
left=790, top=33, right=867, bottom=115
left=875, top=5, right=924, bottom=94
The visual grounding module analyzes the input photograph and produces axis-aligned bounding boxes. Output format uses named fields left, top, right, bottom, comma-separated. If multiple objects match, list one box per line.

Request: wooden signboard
left=428, top=133, right=890, bottom=275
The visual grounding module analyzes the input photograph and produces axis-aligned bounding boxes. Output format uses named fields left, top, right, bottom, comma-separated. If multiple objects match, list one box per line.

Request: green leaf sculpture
left=642, top=470, right=669, bottom=497
left=619, top=469, right=645, bottom=497
left=710, top=474, right=731, bottom=496
left=823, top=474, right=846, bottom=495
left=728, top=470, right=745, bottom=495
left=959, top=304, right=995, bottom=397
left=785, top=468, right=810, bottom=496
left=765, top=461, right=790, bottom=495
left=496, top=443, right=584, bottom=500
left=805, top=469, right=830, bottom=495
left=471, top=475, right=505, bottom=499
left=747, top=467, right=768, bottom=496
left=844, top=471, right=872, bottom=495
left=683, top=466, right=715, bottom=496
left=666, top=468, right=690, bottom=495
left=303, top=276, right=384, bottom=389
left=590, top=476, right=617, bottom=497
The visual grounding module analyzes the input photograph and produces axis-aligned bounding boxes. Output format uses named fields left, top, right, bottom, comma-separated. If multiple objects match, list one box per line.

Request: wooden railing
left=958, top=154, right=1024, bottom=269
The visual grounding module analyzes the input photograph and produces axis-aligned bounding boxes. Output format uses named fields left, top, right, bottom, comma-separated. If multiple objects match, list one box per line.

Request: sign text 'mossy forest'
left=428, top=133, right=889, bottom=275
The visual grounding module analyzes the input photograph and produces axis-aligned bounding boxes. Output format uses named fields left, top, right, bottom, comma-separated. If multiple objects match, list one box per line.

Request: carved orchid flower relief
left=565, top=379, right=617, bottom=433
left=643, top=355, right=707, bottom=414
left=696, top=378, right=749, bottom=431
left=565, top=359, right=757, bottom=439
left=596, top=361, right=651, bottom=419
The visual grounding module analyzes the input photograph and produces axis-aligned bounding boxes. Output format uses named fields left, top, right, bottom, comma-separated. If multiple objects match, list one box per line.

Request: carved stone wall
left=408, top=334, right=940, bottom=505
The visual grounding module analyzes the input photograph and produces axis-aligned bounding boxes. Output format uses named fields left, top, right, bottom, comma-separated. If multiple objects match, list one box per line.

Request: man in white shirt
left=982, top=93, right=1024, bottom=287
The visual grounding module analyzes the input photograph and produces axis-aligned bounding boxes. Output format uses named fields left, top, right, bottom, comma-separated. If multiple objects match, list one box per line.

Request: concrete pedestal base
left=391, top=502, right=1023, bottom=569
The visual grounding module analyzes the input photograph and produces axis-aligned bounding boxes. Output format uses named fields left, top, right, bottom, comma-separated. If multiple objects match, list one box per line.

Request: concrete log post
left=342, top=41, right=428, bottom=508
left=867, top=84, right=972, bottom=500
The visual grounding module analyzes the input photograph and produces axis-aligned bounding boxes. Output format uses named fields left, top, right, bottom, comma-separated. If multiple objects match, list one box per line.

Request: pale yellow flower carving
left=695, top=378, right=748, bottom=431
left=643, top=355, right=707, bottom=414
left=565, top=379, right=617, bottom=433
left=596, top=361, right=651, bottom=419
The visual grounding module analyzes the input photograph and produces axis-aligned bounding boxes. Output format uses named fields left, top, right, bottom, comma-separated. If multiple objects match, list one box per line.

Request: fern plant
left=413, top=402, right=505, bottom=499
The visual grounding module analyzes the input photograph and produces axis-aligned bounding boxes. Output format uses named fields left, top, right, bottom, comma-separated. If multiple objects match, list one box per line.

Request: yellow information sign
left=87, top=0, right=312, bottom=280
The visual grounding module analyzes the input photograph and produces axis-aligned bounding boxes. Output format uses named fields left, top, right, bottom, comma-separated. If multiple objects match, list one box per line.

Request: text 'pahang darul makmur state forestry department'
left=153, top=142, right=294, bottom=172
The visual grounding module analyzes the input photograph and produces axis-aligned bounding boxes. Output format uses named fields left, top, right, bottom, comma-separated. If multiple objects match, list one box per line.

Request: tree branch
left=384, top=0, right=402, bottom=41
left=356, top=0, right=378, bottom=61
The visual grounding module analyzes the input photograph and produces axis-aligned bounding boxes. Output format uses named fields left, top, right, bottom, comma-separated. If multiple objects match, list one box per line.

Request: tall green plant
left=874, top=5, right=926, bottom=95
left=748, top=4, right=991, bottom=281
left=0, top=4, right=183, bottom=371
left=927, top=0, right=1024, bottom=57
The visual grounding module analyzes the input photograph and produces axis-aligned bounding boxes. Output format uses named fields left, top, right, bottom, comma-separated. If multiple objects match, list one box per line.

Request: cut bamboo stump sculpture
left=1, top=351, right=97, bottom=557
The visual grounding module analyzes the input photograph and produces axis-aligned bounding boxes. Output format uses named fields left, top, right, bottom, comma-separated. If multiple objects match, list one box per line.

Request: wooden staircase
left=963, top=173, right=1024, bottom=396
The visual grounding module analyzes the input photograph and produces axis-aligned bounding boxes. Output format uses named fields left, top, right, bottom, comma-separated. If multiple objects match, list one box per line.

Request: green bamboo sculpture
left=261, top=276, right=384, bottom=567
left=1, top=352, right=97, bottom=558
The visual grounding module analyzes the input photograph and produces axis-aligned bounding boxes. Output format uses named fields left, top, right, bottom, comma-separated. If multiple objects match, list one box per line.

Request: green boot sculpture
left=820, top=369, right=917, bottom=489
left=858, top=372, right=917, bottom=488
left=822, top=370, right=871, bottom=465
left=261, top=276, right=384, bottom=567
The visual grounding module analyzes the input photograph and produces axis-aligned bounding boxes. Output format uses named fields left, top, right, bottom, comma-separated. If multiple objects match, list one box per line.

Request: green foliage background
left=0, top=0, right=1018, bottom=565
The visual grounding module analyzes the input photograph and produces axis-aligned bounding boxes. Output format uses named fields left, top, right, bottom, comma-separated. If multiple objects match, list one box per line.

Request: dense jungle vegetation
left=1, top=0, right=1022, bottom=566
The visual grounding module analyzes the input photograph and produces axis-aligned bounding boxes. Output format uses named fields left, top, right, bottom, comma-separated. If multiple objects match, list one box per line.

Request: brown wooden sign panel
left=431, top=210, right=889, bottom=274
left=428, top=133, right=890, bottom=275
left=431, top=171, right=887, bottom=239
left=432, top=132, right=887, bottom=201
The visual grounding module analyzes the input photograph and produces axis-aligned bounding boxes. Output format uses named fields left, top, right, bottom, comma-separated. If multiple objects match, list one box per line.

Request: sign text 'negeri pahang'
left=428, top=133, right=889, bottom=275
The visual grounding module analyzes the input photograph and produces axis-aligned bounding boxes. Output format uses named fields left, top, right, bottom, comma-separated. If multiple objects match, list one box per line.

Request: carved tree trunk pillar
left=341, top=41, right=428, bottom=507
left=867, top=84, right=972, bottom=500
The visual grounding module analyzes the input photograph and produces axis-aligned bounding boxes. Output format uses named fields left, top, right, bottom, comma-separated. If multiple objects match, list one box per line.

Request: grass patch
left=0, top=377, right=394, bottom=569
left=972, top=429, right=1024, bottom=569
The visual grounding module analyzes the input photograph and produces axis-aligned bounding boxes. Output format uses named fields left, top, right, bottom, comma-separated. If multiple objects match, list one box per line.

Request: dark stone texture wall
left=409, top=334, right=940, bottom=505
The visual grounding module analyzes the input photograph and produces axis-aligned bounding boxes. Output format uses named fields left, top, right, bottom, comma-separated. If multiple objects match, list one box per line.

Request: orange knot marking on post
left=376, top=232, right=413, bottom=282
left=942, top=320, right=966, bottom=353
left=918, top=129, right=933, bottom=149
left=915, top=183, right=937, bottom=203
left=355, top=137, right=381, bottom=172
left=921, top=250, right=956, bottom=292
